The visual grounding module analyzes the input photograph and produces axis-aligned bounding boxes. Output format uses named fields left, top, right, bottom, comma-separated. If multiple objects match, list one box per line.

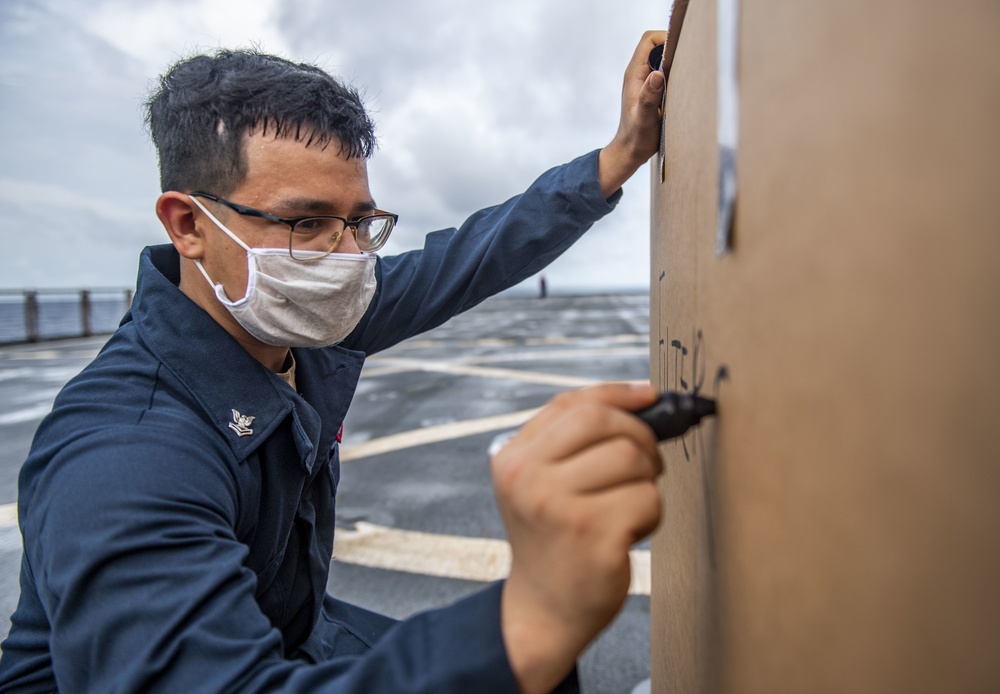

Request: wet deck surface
left=0, top=293, right=652, bottom=693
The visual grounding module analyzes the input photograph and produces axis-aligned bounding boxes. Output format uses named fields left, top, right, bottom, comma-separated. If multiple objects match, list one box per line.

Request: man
left=0, top=31, right=667, bottom=693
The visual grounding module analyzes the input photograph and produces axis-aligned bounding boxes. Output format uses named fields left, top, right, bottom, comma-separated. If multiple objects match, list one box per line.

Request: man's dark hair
left=145, top=48, right=377, bottom=195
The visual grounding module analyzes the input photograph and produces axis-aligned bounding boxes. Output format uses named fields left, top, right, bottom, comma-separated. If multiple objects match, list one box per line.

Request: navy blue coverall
left=0, top=150, right=621, bottom=692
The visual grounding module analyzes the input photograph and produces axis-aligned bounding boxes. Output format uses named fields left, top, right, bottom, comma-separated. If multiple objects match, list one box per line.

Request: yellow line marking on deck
left=0, top=502, right=651, bottom=594
left=333, top=521, right=650, bottom=595
left=0, top=503, right=16, bottom=528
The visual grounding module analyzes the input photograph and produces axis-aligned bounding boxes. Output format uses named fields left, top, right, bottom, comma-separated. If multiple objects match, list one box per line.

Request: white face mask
left=189, top=196, right=377, bottom=348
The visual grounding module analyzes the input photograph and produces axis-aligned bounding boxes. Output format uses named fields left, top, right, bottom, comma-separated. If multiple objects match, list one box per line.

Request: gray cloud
left=0, top=0, right=163, bottom=289
left=277, top=0, right=661, bottom=289
left=1, top=0, right=661, bottom=292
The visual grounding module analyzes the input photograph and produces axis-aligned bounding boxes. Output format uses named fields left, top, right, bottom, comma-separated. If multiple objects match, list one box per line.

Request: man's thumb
left=641, top=70, right=666, bottom=109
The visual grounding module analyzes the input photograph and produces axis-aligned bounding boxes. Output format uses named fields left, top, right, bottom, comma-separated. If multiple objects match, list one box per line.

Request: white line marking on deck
left=333, top=521, right=650, bottom=595
left=340, top=408, right=542, bottom=461
left=462, top=346, right=648, bottom=365
left=359, top=359, right=599, bottom=386
left=383, top=334, right=647, bottom=351
left=0, top=349, right=99, bottom=361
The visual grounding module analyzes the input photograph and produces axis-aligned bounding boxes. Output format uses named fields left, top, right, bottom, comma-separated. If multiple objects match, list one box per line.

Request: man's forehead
left=241, top=127, right=345, bottom=154
left=235, top=130, right=374, bottom=210
left=239, top=130, right=366, bottom=171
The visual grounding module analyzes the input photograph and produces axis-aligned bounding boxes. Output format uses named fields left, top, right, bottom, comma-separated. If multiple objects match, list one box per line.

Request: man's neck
left=177, top=258, right=291, bottom=372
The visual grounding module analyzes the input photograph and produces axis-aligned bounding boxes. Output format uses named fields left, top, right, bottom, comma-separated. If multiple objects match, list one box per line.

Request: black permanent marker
left=648, top=43, right=665, bottom=71
left=633, top=391, right=716, bottom=441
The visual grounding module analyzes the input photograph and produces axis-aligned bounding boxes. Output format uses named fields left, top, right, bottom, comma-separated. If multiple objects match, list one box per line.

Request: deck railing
left=0, top=289, right=133, bottom=345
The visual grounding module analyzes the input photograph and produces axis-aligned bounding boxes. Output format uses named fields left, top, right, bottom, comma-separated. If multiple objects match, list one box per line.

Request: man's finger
left=506, top=397, right=659, bottom=466
left=512, top=382, right=656, bottom=442
left=555, top=437, right=663, bottom=494
left=591, top=480, right=664, bottom=547
left=629, top=30, right=669, bottom=67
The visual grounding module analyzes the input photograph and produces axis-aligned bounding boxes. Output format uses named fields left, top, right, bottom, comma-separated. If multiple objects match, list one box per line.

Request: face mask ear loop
left=188, top=196, right=257, bottom=305
left=193, top=255, right=245, bottom=305
left=193, top=257, right=216, bottom=287
left=188, top=196, right=253, bottom=252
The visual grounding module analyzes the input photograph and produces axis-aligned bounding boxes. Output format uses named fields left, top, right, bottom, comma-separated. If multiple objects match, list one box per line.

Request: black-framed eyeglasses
left=189, top=192, right=398, bottom=260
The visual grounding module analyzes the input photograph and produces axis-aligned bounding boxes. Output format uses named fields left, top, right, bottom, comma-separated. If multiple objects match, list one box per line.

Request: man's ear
left=156, top=192, right=204, bottom=260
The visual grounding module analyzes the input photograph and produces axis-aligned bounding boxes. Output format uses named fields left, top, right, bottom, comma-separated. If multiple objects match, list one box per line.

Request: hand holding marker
left=488, top=389, right=715, bottom=459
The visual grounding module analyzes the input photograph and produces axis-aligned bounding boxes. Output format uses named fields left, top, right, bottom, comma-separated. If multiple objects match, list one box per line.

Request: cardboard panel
left=649, top=2, right=1000, bottom=693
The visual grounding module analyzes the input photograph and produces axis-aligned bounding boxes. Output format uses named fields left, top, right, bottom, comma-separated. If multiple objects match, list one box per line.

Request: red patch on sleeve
left=336, top=423, right=343, bottom=443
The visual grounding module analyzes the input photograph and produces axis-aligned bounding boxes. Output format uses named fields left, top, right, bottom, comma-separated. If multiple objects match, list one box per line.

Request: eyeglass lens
left=289, top=216, right=393, bottom=258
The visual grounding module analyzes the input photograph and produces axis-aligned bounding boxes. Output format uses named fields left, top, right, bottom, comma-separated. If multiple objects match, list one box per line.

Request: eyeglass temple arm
left=190, top=192, right=287, bottom=225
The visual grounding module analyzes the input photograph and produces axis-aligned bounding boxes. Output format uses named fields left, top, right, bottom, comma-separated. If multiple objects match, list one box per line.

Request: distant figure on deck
left=0, top=32, right=668, bottom=694
left=540, top=275, right=548, bottom=298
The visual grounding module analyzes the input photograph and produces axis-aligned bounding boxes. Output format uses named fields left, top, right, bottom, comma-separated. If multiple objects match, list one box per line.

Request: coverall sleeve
left=344, top=149, right=622, bottom=355
left=22, top=428, right=529, bottom=693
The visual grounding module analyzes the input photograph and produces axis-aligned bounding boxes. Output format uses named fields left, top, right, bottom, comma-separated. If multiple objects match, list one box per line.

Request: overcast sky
left=0, top=0, right=664, bottom=292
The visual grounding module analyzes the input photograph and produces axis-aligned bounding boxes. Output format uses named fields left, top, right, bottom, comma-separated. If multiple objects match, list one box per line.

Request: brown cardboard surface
left=649, top=1, right=1000, bottom=693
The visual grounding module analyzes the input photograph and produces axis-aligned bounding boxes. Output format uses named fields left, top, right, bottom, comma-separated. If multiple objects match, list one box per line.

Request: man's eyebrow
left=277, top=196, right=378, bottom=216
left=351, top=199, right=379, bottom=216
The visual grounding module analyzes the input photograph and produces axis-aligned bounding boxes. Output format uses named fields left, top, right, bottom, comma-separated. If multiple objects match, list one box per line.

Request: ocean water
left=0, top=293, right=131, bottom=344
left=0, top=286, right=649, bottom=344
